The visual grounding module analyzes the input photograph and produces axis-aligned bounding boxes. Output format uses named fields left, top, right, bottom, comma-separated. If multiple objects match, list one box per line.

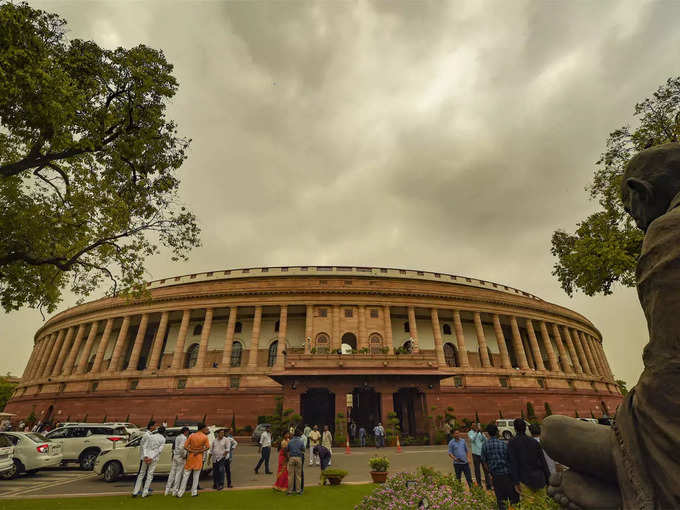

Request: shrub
left=320, top=468, right=348, bottom=485
left=527, top=402, right=536, bottom=420
left=544, top=402, right=553, bottom=417
left=369, top=455, right=390, bottom=472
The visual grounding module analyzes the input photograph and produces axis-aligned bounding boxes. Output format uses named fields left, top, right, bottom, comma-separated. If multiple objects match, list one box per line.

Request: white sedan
left=0, top=432, right=63, bottom=477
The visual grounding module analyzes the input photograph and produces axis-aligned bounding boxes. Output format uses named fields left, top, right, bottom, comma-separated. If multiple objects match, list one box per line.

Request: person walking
left=349, top=421, right=357, bottom=441
left=373, top=422, right=385, bottom=448
left=286, top=429, right=305, bottom=494
left=468, top=422, right=491, bottom=489
left=132, top=424, right=165, bottom=498
left=309, top=425, right=321, bottom=465
left=177, top=423, right=210, bottom=498
left=359, top=426, right=366, bottom=447
left=165, top=426, right=190, bottom=496
left=321, top=425, right=333, bottom=466
left=507, top=418, right=550, bottom=501
left=529, top=423, right=556, bottom=476
left=254, top=424, right=272, bottom=474
left=481, top=424, right=519, bottom=510
left=226, top=428, right=237, bottom=464
left=211, top=429, right=231, bottom=490
left=448, top=429, right=473, bottom=487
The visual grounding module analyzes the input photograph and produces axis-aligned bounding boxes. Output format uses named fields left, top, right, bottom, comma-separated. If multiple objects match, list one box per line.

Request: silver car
left=0, top=432, right=63, bottom=477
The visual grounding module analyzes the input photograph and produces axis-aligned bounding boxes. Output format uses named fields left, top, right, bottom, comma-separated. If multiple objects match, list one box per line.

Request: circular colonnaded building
left=7, top=266, right=622, bottom=434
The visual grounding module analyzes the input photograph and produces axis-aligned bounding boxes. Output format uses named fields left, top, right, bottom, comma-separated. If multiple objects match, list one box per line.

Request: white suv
left=0, top=432, right=63, bottom=476
left=0, top=435, right=15, bottom=478
left=495, top=419, right=534, bottom=440
left=46, top=424, right=127, bottom=470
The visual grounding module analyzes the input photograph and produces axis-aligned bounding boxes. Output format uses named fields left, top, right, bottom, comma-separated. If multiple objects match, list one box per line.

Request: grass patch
left=0, top=484, right=376, bottom=510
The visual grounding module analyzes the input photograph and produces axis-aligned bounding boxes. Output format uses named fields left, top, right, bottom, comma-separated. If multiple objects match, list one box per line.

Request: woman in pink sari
left=273, top=432, right=290, bottom=492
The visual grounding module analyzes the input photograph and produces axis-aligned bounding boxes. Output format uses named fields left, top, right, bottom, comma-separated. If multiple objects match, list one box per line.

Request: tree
left=550, top=77, right=680, bottom=296
left=0, top=377, right=18, bottom=410
left=616, top=379, right=629, bottom=396
left=0, top=2, right=199, bottom=313
left=544, top=402, right=553, bottom=417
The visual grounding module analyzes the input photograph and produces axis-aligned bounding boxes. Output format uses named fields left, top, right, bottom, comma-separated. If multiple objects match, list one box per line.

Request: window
left=537, top=378, right=546, bottom=389
left=67, top=427, right=88, bottom=438
left=454, top=376, right=463, bottom=388
left=567, top=380, right=575, bottom=391
left=230, top=341, right=243, bottom=367
left=369, top=334, right=383, bottom=354
left=344, top=309, right=353, bottom=318
left=344, top=280, right=353, bottom=286
left=129, top=379, right=139, bottom=390
left=274, top=321, right=280, bottom=333
left=442, top=324, right=452, bottom=335
left=1, top=435, right=17, bottom=446
left=193, top=324, right=202, bottom=336
left=315, top=333, right=330, bottom=354
left=47, top=428, right=68, bottom=440
left=319, top=308, right=328, bottom=318
left=89, top=382, right=98, bottom=393
left=234, top=322, right=242, bottom=333
left=230, top=376, right=240, bottom=389
left=443, top=342, right=458, bottom=367
left=177, top=378, right=187, bottom=389
left=268, top=341, right=278, bottom=367
left=403, top=322, right=410, bottom=333
left=499, top=376, right=509, bottom=388
left=370, top=309, right=379, bottom=319
left=184, top=343, right=200, bottom=368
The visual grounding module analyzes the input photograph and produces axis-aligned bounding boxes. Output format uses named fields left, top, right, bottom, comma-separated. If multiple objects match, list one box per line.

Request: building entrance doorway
left=393, top=388, right=424, bottom=435
left=300, top=388, right=335, bottom=431
left=349, top=387, right=381, bottom=430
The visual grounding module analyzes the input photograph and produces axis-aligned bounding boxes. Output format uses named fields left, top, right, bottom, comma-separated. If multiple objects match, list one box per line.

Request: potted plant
left=320, top=468, right=348, bottom=485
left=369, top=455, right=389, bottom=483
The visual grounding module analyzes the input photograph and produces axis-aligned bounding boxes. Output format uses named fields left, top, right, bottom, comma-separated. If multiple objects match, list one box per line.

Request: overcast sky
left=3, top=0, right=679, bottom=387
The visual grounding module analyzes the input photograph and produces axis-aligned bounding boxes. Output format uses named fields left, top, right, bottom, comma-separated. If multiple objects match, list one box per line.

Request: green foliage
left=461, top=417, right=473, bottom=430
left=25, top=410, right=37, bottom=427
left=574, top=410, right=580, bottom=418
left=368, top=455, right=390, bottom=472
left=474, top=410, right=480, bottom=424
left=320, top=468, right=348, bottom=485
left=544, top=402, right=553, bottom=417
left=334, top=412, right=346, bottom=445
left=230, top=411, right=236, bottom=432
left=0, top=377, right=18, bottom=411
left=499, top=409, right=504, bottom=419
left=550, top=76, right=680, bottom=296
left=616, top=379, right=629, bottom=396
left=0, top=2, right=199, bottom=313
left=386, top=411, right=400, bottom=439
left=526, top=402, right=536, bottom=420
left=358, top=347, right=369, bottom=354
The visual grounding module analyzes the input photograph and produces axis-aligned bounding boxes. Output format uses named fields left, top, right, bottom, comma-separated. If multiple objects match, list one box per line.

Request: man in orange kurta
left=176, top=423, right=210, bottom=498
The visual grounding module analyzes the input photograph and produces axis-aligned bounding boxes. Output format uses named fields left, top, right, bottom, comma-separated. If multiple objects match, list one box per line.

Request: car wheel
left=0, top=463, right=17, bottom=480
left=103, top=461, right=122, bottom=482
left=502, top=430, right=513, bottom=440
left=79, top=448, right=100, bottom=471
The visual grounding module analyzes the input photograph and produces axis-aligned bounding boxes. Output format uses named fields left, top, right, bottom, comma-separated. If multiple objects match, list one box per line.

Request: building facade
left=6, top=266, right=621, bottom=433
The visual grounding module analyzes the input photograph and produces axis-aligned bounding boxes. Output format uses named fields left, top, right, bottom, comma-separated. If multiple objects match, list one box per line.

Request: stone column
left=196, top=308, right=214, bottom=368
left=22, top=344, right=40, bottom=380
left=571, top=328, right=591, bottom=374
left=52, top=327, right=75, bottom=376
left=332, top=305, right=341, bottom=352
left=44, top=330, right=66, bottom=378
left=35, top=333, right=56, bottom=379
left=126, top=314, right=149, bottom=371
left=492, top=314, right=512, bottom=369
left=109, top=317, right=131, bottom=372
left=408, top=306, right=420, bottom=353
left=170, top=310, right=191, bottom=369
left=430, top=309, right=446, bottom=367
left=538, top=321, right=560, bottom=372
left=550, top=323, right=572, bottom=373
left=222, top=307, right=238, bottom=366
left=580, top=332, right=599, bottom=376
left=473, top=312, right=491, bottom=368
left=91, top=319, right=114, bottom=374
left=358, top=305, right=367, bottom=351
left=561, top=326, right=583, bottom=374
left=304, top=305, right=313, bottom=354
left=275, top=305, right=287, bottom=368
left=590, top=337, right=606, bottom=377
left=452, top=310, right=469, bottom=367
left=509, top=316, right=529, bottom=370
left=247, top=306, right=262, bottom=368
left=380, top=390, right=394, bottom=422
left=147, top=312, right=169, bottom=371
left=525, top=319, right=546, bottom=371
left=34, top=336, right=54, bottom=379
left=63, top=325, right=86, bottom=376
left=383, top=305, right=394, bottom=354
left=598, top=343, right=614, bottom=379
left=76, top=321, right=99, bottom=374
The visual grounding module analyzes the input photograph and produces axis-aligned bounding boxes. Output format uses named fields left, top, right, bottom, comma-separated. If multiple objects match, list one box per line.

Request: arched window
left=369, top=333, right=383, bottom=354
left=442, top=324, right=452, bottom=335
left=341, top=332, right=357, bottom=350
left=184, top=343, right=200, bottom=368
left=234, top=321, right=242, bottom=333
left=193, top=324, right=202, bottom=336
left=403, top=322, right=410, bottom=333
left=274, top=320, right=280, bottom=333
left=230, top=341, right=243, bottom=367
left=315, top=333, right=330, bottom=354
left=443, top=342, right=458, bottom=367
left=268, top=341, right=278, bottom=367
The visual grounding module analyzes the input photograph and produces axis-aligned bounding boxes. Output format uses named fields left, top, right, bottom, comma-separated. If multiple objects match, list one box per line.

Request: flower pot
left=370, top=471, right=388, bottom=483
left=326, top=475, right=343, bottom=485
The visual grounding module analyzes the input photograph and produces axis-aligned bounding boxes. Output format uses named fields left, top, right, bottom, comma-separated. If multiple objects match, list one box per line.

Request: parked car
left=0, top=432, right=63, bottom=477
left=495, top=419, right=533, bottom=440
left=0, top=435, right=15, bottom=479
left=251, top=423, right=271, bottom=443
left=46, top=424, right=127, bottom=470
left=93, top=426, right=215, bottom=482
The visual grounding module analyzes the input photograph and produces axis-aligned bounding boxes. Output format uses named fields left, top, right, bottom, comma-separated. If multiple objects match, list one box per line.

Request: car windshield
left=25, top=433, right=48, bottom=443
left=126, top=437, right=142, bottom=447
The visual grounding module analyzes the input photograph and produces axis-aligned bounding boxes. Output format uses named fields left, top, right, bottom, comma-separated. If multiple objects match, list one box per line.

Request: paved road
left=0, top=445, right=458, bottom=498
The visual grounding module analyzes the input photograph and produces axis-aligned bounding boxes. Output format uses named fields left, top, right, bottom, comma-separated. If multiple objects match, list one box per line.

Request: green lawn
left=0, top=484, right=376, bottom=510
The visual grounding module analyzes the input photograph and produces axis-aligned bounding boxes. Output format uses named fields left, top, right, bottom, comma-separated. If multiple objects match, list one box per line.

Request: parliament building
left=6, top=266, right=622, bottom=434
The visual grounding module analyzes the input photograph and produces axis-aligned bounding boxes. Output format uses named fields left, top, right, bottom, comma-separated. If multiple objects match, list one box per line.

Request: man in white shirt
left=132, top=423, right=166, bottom=498
left=165, top=427, right=190, bottom=496
left=211, top=428, right=238, bottom=490
left=254, top=425, right=272, bottom=474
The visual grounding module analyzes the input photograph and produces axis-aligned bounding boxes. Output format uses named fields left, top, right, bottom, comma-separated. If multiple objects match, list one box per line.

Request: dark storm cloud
left=3, top=0, right=678, bottom=387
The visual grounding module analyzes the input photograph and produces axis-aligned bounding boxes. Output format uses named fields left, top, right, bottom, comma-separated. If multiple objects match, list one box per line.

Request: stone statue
left=543, top=142, right=680, bottom=509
